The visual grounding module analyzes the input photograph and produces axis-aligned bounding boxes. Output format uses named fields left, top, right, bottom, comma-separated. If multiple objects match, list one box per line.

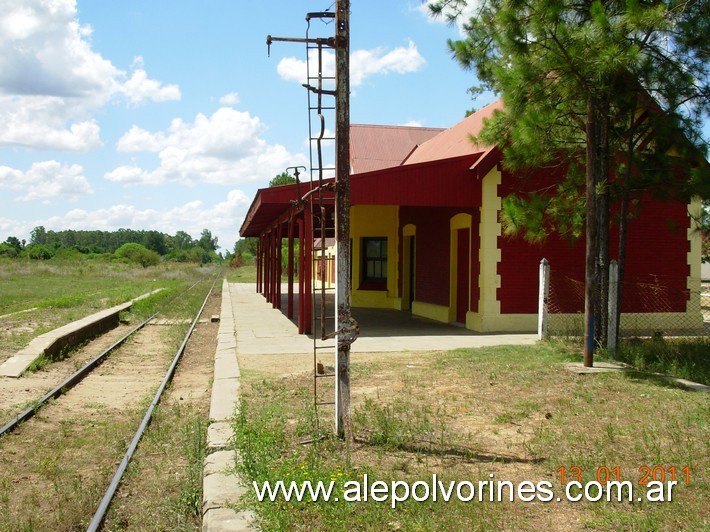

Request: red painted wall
left=399, top=207, right=478, bottom=309
left=497, top=168, right=691, bottom=314
left=470, top=217, right=481, bottom=313
left=620, top=201, right=690, bottom=312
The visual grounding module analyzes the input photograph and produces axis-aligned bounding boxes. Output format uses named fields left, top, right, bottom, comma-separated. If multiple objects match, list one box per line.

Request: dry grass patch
left=0, top=261, right=217, bottom=362
left=233, top=343, right=709, bottom=530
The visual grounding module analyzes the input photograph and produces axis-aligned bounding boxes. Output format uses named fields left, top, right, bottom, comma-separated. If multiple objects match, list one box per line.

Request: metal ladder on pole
left=304, top=12, right=337, bottom=426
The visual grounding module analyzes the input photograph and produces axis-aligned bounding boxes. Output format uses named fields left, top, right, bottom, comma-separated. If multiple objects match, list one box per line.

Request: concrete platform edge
left=203, top=280, right=257, bottom=531
left=0, top=289, right=163, bottom=378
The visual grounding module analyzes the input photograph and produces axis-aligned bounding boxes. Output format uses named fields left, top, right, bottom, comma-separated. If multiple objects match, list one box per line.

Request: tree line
left=0, top=226, right=222, bottom=265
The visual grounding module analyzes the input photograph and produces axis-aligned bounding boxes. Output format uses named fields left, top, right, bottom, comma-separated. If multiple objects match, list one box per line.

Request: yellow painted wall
left=467, top=312, right=538, bottom=332
left=468, top=167, right=503, bottom=332
left=684, top=196, right=705, bottom=327
left=350, top=205, right=401, bottom=309
left=687, top=197, right=703, bottom=293
left=312, top=244, right=336, bottom=290
left=412, top=301, right=450, bottom=323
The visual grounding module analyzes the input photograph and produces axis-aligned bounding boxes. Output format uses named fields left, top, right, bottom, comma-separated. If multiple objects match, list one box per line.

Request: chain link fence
left=540, top=260, right=708, bottom=340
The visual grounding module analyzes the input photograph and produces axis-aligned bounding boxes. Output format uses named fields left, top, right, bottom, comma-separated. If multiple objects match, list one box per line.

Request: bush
left=612, top=336, right=710, bottom=385
left=51, top=246, right=83, bottom=261
left=114, top=242, right=161, bottom=268
left=0, top=244, right=18, bottom=258
left=27, top=244, right=54, bottom=260
left=165, top=249, right=201, bottom=263
left=229, top=255, right=244, bottom=268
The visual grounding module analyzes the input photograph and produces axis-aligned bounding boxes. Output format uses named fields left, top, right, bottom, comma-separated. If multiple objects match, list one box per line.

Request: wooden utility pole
left=583, top=104, right=598, bottom=368
left=266, top=1, right=356, bottom=440
left=334, top=0, right=356, bottom=441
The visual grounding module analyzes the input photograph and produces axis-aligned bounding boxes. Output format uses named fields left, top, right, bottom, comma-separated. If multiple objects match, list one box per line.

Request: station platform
left=201, top=281, right=537, bottom=531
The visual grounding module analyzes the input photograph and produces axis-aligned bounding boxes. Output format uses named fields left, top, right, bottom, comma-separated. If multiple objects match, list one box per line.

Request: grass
left=0, top=260, right=219, bottom=357
left=0, top=259, right=165, bottom=314
left=231, top=343, right=709, bottom=530
left=610, top=335, right=710, bottom=385
left=226, top=263, right=257, bottom=283
left=101, top=403, right=208, bottom=530
left=100, top=280, right=217, bottom=530
left=0, top=401, right=150, bottom=531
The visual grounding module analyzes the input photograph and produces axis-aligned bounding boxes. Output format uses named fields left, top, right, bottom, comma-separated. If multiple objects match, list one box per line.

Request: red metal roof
left=350, top=154, right=483, bottom=206
left=240, top=104, right=507, bottom=238
left=350, top=124, right=444, bottom=174
left=403, top=100, right=503, bottom=165
left=239, top=181, right=314, bottom=237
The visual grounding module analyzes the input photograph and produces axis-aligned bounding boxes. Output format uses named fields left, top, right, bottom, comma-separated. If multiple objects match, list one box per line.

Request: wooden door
left=456, top=228, right=470, bottom=323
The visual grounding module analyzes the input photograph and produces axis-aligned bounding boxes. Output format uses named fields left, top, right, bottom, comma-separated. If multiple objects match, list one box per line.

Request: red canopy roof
left=240, top=154, right=486, bottom=237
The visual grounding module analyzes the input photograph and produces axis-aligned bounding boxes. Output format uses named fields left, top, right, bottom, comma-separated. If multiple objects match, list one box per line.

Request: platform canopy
left=240, top=152, right=499, bottom=237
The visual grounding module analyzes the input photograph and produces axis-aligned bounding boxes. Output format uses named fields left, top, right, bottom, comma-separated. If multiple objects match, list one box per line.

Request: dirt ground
left=0, top=323, right=137, bottom=424
left=0, top=290, right=220, bottom=530
left=102, top=289, right=220, bottom=531
left=236, top=349, right=436, bottom=379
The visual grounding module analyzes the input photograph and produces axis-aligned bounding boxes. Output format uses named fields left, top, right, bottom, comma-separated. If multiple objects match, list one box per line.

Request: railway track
left=0, top=275, right=221, bottom=530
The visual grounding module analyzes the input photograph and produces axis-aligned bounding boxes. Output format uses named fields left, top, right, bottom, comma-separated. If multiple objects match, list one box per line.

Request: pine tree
left=431, top=0, right=709, bottom=364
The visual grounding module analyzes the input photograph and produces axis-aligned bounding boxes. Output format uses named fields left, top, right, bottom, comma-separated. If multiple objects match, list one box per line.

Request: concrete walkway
left=231, top=283, right=538, bottom=356
left=202, top=282, right=538, bottom=531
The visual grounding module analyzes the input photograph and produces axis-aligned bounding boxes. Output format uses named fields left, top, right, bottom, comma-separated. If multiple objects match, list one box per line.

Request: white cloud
left=0, top=160, right=93, bottom=202
left=104, top=165, right=157, bottom=185
left=276, top=53, right=333, bottom=87
left=219, top=92, right=240, bottom=105
left=0, top=0, right=180, bottom=150
left=419, top=1, right=482, bottom=36
left=1, top=190, right=251, bottom=251
left=276, top=41, right=425, bottom=87
left=109, top=107, right=308, bottom=186
left=350, top=41, right=426, bottom=86
left=0, top=95, right=103, bottom=150
left=116, top=125, right=166, bottom=152
left=121, top=65, right=181, bottom=105
left=401, top=119, right=424, bottom=127
left=0, top=1, right=117, bottom=100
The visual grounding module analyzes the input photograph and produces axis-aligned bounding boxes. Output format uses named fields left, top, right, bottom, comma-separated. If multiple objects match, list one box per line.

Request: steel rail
left=0, top=277, right=208, bottom=438
left=0, top=315, right=156, bottom=438
left=87, top=275, right=219, bottom=532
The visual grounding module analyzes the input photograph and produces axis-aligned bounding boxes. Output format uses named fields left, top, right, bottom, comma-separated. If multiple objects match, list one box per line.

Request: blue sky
left=0, top=1, right=706, bottom=253
left=0, top=0, right=487, bottom=252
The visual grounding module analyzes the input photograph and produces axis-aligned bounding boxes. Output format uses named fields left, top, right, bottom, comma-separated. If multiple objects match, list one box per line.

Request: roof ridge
left=351, top=123, right=445, bottom=130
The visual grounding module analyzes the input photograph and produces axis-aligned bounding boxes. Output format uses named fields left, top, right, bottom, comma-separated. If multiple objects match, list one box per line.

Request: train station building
left=239, top=100, right=704, bottom=335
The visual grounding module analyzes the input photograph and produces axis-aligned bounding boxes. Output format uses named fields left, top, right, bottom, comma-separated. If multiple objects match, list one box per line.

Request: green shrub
left=0, top=244, right=18, bottom=258
left=50, top=246, right=83, bottom=261
left=612, top=336, right=710, bottom=385
left=164, top=249, right=201, bottom=263
left=114, top=243, right=161, bottom=268
left=27, top=244, right=54, bottom=260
